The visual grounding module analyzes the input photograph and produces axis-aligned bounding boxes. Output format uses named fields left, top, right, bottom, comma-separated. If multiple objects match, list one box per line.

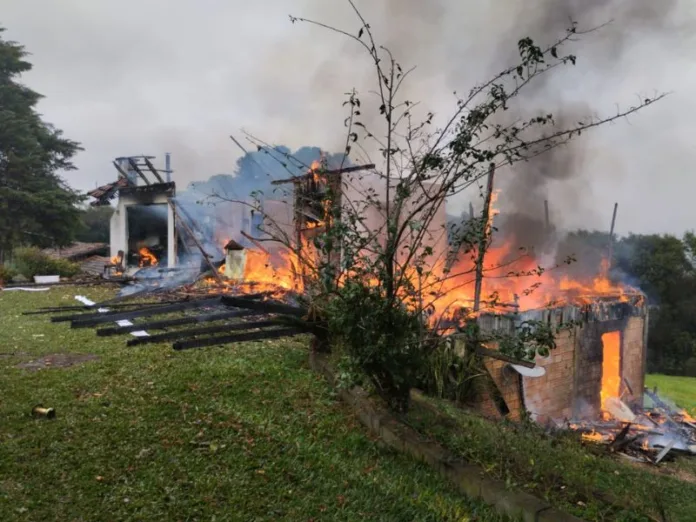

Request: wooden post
left=544, top=200, right=550, bottom=231
left=473, top=164, right=496, bottom=312
left=607, top=202, right=618, bottom=266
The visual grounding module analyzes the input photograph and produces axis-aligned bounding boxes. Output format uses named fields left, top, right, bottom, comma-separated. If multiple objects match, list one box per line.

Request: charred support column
left=165, top=153, right=172, bottom=183
left=167, top=199, right=176, bottom=267
left=607, top=202, right=618, bottom=267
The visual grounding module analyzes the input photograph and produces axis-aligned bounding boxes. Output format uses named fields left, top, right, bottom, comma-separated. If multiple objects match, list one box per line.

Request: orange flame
left=309, top=159, right=324, bottom=183
left=581, top=431, right=606, bottom=443
left=138, top=247, right=158, bottom=267
left=600, top=331, right=621, bottom=413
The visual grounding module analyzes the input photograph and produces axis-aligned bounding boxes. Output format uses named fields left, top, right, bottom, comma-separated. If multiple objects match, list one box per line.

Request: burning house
left=89, top=154, right=178, bottom=274
left=78, top=151, right=693, bottom=459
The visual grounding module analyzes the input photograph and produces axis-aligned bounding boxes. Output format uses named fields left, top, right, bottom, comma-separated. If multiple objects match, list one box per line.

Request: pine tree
left=0, top=27, right=83, bottom=260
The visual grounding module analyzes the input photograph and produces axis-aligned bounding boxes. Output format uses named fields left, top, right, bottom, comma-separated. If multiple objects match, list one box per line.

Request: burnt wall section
left=474, top=297, right=647, bottom=423
left=524, top=328, right=576, bottom=422
left=474, top=358, right=524, bottom=421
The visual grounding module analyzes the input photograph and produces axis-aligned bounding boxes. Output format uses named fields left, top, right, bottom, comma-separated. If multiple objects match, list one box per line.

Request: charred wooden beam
left=221, top=295, right=306, bottom=317
left=240, top=231, right=271, bottom=255
left=97, top=309, right=260, bottom=336
left=112, top=160, right=130, bottom=180
left=4, top=279, right=127, bottom=289
left=68, top=298, right=222, bottom=328
left=127, top=319, right=283, bottom=346
left=169, top=199, right=224, bottom=286
left=271, top=164, right=375, bottom=185
left=52, top=297, right=217, bottom=323
left=95, top=282, right=187, bottom=306
left=142, top=157, right=165, bottom=183
left=127, top=158, right=151, bottom=185
left=25, top=300, right=176, bottom=316
left=609, top=423, right=633, bottom=452
left=173, top=327, right=305, bottom=351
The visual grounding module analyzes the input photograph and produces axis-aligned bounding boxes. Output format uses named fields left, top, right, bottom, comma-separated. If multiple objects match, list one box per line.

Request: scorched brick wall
left=471, top=299, right=648, bottom=423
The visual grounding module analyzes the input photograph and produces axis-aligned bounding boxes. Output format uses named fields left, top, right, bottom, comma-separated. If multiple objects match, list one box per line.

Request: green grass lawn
left=0, top=287, right=502, bottom=521
left=645, top=374, right=696, bottom=415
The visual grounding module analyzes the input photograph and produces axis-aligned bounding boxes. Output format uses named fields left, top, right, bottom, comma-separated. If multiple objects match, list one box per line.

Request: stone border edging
left=309, top=351, right=585, bottom=522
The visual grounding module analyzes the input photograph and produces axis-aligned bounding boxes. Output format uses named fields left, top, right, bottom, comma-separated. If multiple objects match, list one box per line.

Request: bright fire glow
left=138, top=247, right=158, bottom=268
left=204, top=159, right=641, bottom=323
left=600, top=331, right=621, bottom=411
left=581, top=431, right=606, bottom=443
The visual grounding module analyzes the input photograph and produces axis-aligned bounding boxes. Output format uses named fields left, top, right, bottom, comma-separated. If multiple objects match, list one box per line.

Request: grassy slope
left=407, top=396, right=696, bottom=522
left=0, top=288, right=501, bottom=522
left=645, top=374, right=696, bottom=415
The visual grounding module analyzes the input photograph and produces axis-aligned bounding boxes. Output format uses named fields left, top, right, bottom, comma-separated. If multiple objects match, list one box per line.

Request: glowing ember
left=138, top=247, right=158, bottom=268
left=581, top=431, right=606, bottom=443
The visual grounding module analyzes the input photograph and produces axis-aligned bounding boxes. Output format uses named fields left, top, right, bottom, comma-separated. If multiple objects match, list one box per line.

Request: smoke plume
left=263, top=0, right=687, bottom=246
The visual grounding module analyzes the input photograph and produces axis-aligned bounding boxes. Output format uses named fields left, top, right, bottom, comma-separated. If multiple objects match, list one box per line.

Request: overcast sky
left=3, top=0, right=695, bottom=236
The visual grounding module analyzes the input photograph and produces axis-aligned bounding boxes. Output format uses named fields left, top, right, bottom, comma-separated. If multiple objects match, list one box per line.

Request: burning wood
left=568, top=391, right=696, bottom=463
left=138, top=246, right=158, bottom=267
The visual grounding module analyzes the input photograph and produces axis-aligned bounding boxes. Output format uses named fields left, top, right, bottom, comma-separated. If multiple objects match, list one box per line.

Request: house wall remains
left=470, top=298, right=648, bottom=424
left=110, top=189, right=176, bottom=269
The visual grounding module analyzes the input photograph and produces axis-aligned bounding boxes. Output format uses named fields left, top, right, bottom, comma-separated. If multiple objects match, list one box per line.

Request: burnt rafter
left=271, top=163, right=375, bottom=185
left=142, top=157, right=165, bottom=183
left=127, top=158, right=151, bottom=186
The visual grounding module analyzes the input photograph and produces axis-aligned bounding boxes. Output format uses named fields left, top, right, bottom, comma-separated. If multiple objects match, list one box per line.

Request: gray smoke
left=266, top=1, right=684, bottom=243
left=4, top=0, right=691, bottom=237
left=491, top=0, right=683, bottom=253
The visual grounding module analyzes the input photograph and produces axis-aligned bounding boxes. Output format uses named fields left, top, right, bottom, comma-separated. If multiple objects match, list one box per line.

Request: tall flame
left=600, top=331, right=621, bottom=412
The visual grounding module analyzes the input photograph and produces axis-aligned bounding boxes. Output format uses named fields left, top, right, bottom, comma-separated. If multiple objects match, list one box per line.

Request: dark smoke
left=489, top=0, right=681, bottom=259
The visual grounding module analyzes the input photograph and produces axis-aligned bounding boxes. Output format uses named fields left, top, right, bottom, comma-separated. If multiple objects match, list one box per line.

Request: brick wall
left=469, top=304, right=647, bottom=423
left=523, top=328, right=576, bottom=422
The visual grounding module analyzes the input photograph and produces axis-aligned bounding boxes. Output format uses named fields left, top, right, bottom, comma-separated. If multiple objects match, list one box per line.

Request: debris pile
left=568, top=389, right=696, bottom=463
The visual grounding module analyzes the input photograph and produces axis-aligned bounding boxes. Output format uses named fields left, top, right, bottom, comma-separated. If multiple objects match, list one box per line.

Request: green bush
left=0, top=264, right=17, bottom=284
left=418, top=337, right=480, bottom=404
left=326, top=279, right=425, bottom=413
left=12, top=247, right=80, bottom=280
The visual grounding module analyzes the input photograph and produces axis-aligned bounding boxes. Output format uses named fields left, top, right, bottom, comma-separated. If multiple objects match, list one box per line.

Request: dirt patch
left=0, top=352, right=29, bottom=358
left=16, top=353, right=99, bottom=371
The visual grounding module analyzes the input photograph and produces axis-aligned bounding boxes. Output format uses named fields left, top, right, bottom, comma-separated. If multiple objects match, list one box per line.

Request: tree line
left=557, top=230, right=696, bottom=376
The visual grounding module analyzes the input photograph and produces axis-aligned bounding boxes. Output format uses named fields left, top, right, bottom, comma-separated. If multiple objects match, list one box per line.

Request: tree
left=75, top=205, right=113, bottom=243
left=614, top=233, right=696, bottom=374
left=0, top=27, right=83, bottom=261
left=220, top=3, right=662, bottom=411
